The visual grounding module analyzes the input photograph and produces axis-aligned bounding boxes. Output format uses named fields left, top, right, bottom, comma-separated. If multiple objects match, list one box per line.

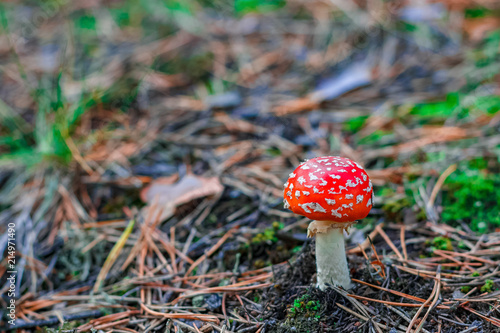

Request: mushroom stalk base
left=315, top=227, right=351, bottom=290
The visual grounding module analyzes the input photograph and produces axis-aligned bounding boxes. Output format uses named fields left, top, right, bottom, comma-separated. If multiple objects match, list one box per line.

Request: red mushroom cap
left=284, top=156, right=373, bottom=223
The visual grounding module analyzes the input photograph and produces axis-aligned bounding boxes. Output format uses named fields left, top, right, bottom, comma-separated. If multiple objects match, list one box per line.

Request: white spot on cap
left=356, top=195, right=364, bottom=204
left=341, top=203, right=354, bottom=210
left=363, top=180, right=373, bottom=193
left=284, top=199, right=290, bottom=209
left=295, top=190, right=301, bottom=199
left=301, top=165, right=310, bottom=170
left=355, top=162, right=364, bottom=170
left=304, top=184, right=313, bottom=188
left=331, top=208, right=342, bottom=218
left=299, top=202, right=326, bottom=214
left=346, top=178, right=361, bottom=188
left=284, top=182, right=289, bottom=188
left=297, top=176, right=306, bottom=185
left=303, top=191, right=310, bottom=196
left=328, top=185, right=346, bottom=195
left=289, top=183, right=294, bottom=191
left=289, top=172, right=296, bottom=178
left=319, top=179, right=327, bottom=186
left=313, top=186, right=324, bottom=194
left=311, top=203, right=327, bottom=213
left=362, top=174, right=367, bottom=181
left=317, top=159, right=329, bottom=163
left=352, top=169, right=357, bottom=173
left=325, top=198, right=336, bottom=205
left=367, top=198, right=372, bottom=207
left=338, top=169, right=347, bottom=172
left=286, top=191, right=292, bottom=198
left=309, top=173, right=319, bottom=181
left=345, top=194, right=353, bottom=199
left=329, top=174, right=341, bottom=180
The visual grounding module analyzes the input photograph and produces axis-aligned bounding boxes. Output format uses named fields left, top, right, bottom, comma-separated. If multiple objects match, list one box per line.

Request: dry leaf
left=141, top=174, right=224, bottom=207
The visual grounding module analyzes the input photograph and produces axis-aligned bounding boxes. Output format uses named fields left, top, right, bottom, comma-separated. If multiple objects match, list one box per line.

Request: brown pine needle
left=369, top=236, right=386, bottom=279
left=351, top=278, right=444, bottom=306
left=462, top=306, right=500, bottom=327
left=185, top=227, right=236, bottom=277
left=347, top=294, right=448, bottom=309
left=406, top=267, right=441, bottom=333
left=438, top=250, right=498, bottom=265
left=375, top=224, right=404, bottom=260
left=78, top=311, right=140, bottom=331
left=394, top=264, right=463, bottom=279
left=428, top=164, right=456, bottom=208
left=433, top=249, right=476, bottom=272
left=401, top=226, right=408, bottom=262
left=348, top=223, right=382, bottom=254
left=140, top=303, right=219, bottom=323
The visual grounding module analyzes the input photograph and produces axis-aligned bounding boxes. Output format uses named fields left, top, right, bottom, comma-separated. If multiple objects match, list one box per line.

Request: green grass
left=1, top=79, right=78, bottom=169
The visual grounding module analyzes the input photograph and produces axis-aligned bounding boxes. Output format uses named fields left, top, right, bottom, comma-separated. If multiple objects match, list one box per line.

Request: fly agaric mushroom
left=284, top=156, right=373, bottom=290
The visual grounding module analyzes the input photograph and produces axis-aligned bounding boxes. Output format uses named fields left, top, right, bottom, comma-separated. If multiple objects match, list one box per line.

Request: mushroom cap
left=284, top=156, right=373, bottom=224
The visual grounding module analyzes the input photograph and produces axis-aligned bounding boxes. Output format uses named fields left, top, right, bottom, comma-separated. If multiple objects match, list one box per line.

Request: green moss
left=441, top=168, right=500, bottom=233
left=358, top=130, right=393, bottom=145
left=410, top=90, right=500, bottom=126
left=287, top=294, right=321, bottom=320
left=253, top=259, right=267, bottom=269
left=251, top=221, right=283, bottom=244
left=480, top=279, right=495, bottom=293
left=343, top=115, right=369, bottom=132
left=461, top=286, right=471, bottom=293
left=431, top=236, right=453, bottom=251
left=411, top=92, right=462, bottom=119
left=458, top=241, right=469, bottom=250
left=235, top=0, right=286, bottom=14
left=465, top=7, right=496, bottom=18
left=472, top=271, right=480, bottom=277
left=382, top=197, right=411, bottom=215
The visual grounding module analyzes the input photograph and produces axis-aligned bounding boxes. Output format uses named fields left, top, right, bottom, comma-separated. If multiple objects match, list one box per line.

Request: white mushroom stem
left=308, top=220, right=352, bottom=290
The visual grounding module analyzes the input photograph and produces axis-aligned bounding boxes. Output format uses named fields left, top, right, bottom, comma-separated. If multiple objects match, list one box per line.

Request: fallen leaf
left=141, top=174, right=224, bottom=208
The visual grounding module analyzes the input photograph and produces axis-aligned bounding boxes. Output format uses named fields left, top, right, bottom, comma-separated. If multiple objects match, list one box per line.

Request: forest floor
left=1, top=0, right=500, bottom=332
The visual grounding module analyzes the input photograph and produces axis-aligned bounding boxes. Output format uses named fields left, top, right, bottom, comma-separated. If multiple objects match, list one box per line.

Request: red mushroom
left=284, top=156, right=373, bottom=289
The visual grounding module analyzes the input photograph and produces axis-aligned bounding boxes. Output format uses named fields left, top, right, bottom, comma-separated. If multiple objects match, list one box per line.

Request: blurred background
left=1, top=0, right=500, bottom=331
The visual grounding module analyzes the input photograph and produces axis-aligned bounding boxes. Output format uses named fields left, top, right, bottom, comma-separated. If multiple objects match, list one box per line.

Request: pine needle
left=93, top=219, right=135, bottom=293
